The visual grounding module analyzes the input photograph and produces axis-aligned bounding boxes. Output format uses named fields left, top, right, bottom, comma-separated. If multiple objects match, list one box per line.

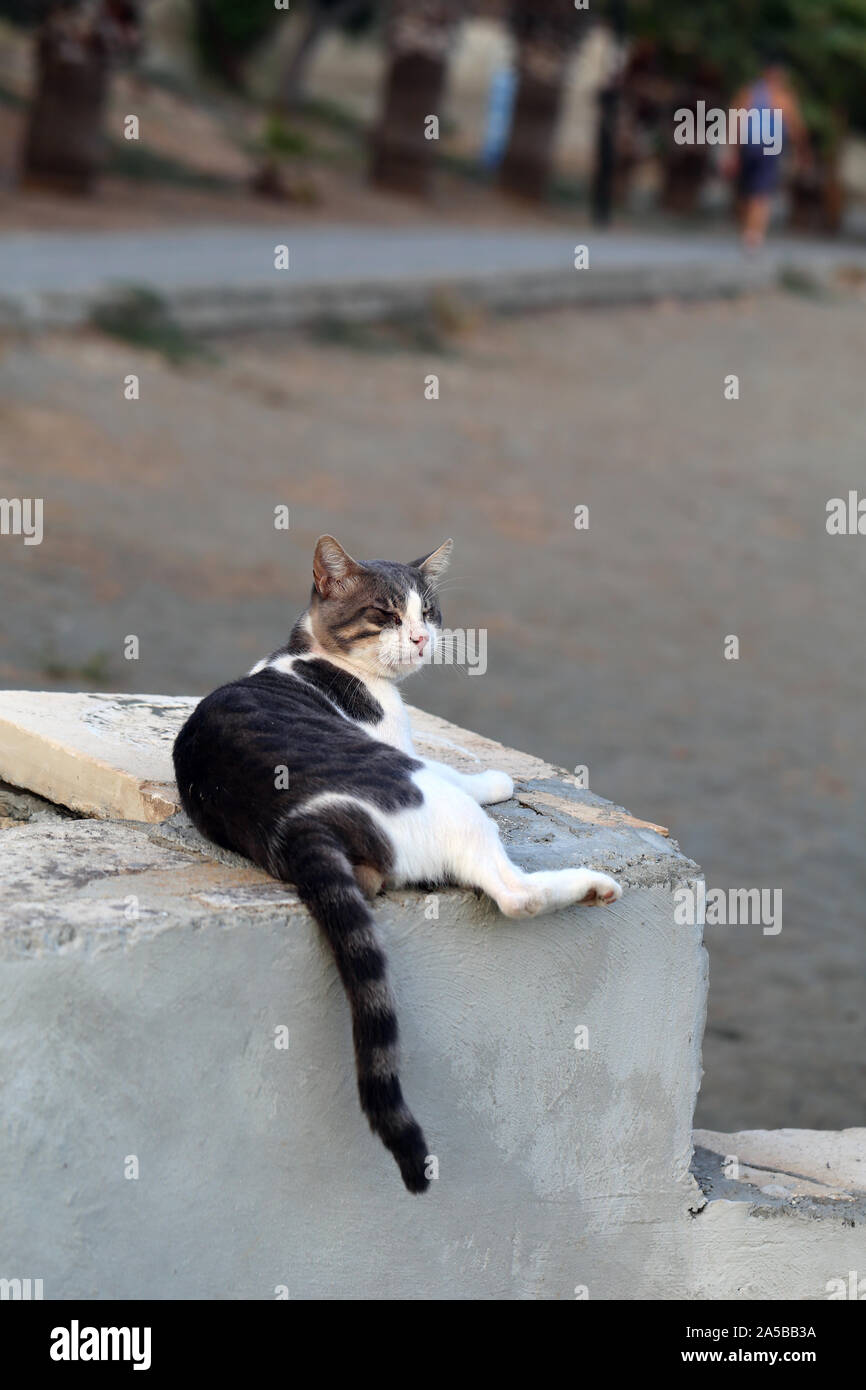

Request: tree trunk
left=22, top=32, right=110, bottom=193
left=20, top=3, right=140, bottom=195
left=499, top=3, right=578, bottom=202
left=369, top=0, right=463, bottom=198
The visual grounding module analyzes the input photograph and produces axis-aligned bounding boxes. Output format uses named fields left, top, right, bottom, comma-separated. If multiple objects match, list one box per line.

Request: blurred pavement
left=3, top=225, right=866, bottom=321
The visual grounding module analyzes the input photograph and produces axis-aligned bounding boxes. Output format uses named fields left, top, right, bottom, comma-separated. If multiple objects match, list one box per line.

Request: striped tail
left=280, top=825, right=430, bottom=1195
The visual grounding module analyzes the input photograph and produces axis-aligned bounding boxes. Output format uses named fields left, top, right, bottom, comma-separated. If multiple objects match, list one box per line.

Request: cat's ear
left=410, top=538, right=453, bottom=584
left=313, top=535, right=363, bottom=599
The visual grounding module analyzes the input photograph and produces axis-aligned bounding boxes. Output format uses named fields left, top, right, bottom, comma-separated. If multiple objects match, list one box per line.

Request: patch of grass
left=428, top=286, right=479, bottom=336
left=777, top=265, right=827, bottom=298
left=90, top=287, right=217, bottom=365
left=309, top=300, right=463, bottom=357
left=308, top=316, right=397, bottom=353
left=261, top=112, right=313, bottom=158
left=41, top=650, right=112, bottom=686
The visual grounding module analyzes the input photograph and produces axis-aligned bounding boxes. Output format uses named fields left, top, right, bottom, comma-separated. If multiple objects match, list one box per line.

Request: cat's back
left=173, top=664, right=360, bottom=779
left=173, top=663, right=423, bottom=860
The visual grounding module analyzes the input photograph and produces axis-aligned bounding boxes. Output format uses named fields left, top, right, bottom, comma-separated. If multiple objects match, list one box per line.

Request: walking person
left=726, top=57, right=808, bottom=250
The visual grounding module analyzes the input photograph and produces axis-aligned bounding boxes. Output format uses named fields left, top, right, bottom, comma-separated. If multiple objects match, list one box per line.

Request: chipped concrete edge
left=691, top=1145, right=866, bottom=1226
left=0, top=716, right=165, bottom=822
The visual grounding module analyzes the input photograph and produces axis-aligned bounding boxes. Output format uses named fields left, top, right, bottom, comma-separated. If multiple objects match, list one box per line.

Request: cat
left=172, top=535, right=622, bottom=1193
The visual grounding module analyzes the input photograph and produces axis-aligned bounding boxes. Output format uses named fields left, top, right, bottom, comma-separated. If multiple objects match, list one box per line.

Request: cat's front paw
left=477, top=770, right=514, bottom=805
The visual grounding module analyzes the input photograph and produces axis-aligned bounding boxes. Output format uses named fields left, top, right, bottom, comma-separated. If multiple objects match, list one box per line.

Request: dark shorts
left=738, top=147, right=783, bottom=198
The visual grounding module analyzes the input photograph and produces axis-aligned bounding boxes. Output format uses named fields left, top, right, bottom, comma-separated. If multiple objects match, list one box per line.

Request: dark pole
left=591, top=0, right=627, bottom=225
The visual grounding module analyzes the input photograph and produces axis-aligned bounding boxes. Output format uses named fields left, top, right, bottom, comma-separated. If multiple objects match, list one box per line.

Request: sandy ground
left=0, top=290, right=863, bottom=1132
left=0, top=158, right=582, bottom=234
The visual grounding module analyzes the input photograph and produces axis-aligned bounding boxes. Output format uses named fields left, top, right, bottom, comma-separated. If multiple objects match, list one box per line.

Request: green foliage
left=778, top=264, right=827, bottom=296
left=309, top=301, right=461, bottom=357
left=262, top=113, right=313, bottom=158
left=628, top=0, right=866, bottom=139
left=41, top=649, right=112, bottom=686
left=193, top=0, right=282, bottom=86
left=192, top=0, right=376, bottom=89
left=195, top=0, right=278, bottom=53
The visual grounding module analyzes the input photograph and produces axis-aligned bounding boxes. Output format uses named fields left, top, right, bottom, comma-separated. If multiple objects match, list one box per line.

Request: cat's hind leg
left=386, top=769, right=621, bottom=918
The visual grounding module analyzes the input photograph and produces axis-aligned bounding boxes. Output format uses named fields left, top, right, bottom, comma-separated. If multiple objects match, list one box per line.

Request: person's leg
left=743, top=194, right=772, bottom=249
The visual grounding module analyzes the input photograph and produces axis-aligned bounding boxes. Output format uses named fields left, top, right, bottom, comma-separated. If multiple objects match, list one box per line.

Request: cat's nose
left=411, top=631, right=428, bottom=651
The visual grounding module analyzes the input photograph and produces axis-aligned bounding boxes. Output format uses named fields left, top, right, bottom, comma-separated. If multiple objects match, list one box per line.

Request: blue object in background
left=481, top=67, right=517, bottom=172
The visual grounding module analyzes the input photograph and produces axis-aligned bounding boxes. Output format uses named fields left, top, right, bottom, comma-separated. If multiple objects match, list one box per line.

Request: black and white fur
left=173, top=536, right=622, bottom=1193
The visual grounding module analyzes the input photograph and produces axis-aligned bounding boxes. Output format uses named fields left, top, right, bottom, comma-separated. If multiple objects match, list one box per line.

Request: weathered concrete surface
left=0, top=693, right=705, bottom=1298
left=0, top=691, right=670, bottom=841
left=690, top=1138, right=866, bottom=1300
left=689, top=1197, right=866, bottom=1300
left=0, top=778, right=75, bottom=830
left=695, top=1127, right=866, bottom=1200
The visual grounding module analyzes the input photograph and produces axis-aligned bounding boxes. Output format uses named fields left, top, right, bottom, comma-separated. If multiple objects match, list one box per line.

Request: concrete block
left=689, top=1134, right=866, bottom=1299
left=0, top=692, right=704, bottom=1299
left=3, top=693, right=864, bottom=1298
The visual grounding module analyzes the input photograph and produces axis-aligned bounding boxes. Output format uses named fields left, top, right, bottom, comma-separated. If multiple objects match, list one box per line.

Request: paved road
left=3, top=224, right=866, bottom=294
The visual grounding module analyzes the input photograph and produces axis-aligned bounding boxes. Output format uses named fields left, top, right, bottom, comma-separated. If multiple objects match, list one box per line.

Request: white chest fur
left=360, top=677, right=415, bottom=754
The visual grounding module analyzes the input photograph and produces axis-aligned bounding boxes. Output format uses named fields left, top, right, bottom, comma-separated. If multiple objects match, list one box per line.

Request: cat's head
left=308, top=534, right=452, bottom=681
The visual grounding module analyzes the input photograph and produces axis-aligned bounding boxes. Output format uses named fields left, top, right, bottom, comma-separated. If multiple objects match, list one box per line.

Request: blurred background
left=0, top=0, right=864, bottom=1134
